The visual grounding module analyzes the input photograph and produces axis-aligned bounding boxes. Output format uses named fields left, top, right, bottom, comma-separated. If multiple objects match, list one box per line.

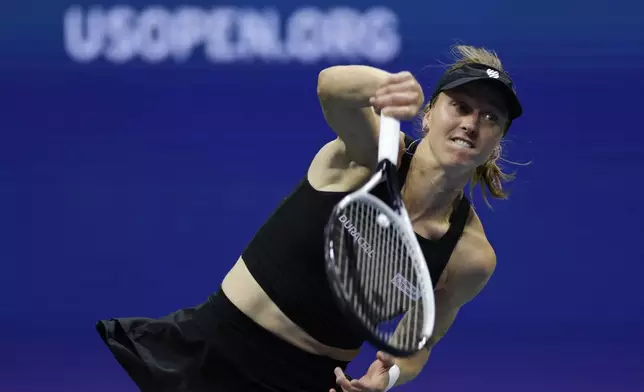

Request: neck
left=403, top=138, right=471, bottom=220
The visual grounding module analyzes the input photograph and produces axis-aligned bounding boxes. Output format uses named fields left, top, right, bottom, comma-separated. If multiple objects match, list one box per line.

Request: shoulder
left=306, top=137, right=372, bottom=191
left=445, top=207, right=497, bottom=305
left=306, top=132, right=408, bottom=191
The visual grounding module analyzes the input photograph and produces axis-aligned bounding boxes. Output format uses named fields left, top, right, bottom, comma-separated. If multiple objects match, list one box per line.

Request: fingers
left=378, top=105, right=419, bottom=119
left=349, top=378, right=370, bottom=390
left=334, top=367, right=371, bottom=392
left=377, top=71, right=422, bottom=97
left=370, top=91, right=421, bottom=108
left=333, top=367, right=357, bottom=392
left=373, top=77, right=422, bottom=104
left=385, top=71, right=416, bottom=84
left=369, top=91, right=421, bottom=119
left=370, top=70, right=424, bottom=120
left=376, top=77, right=419, bottom=96
left=376, top=351, right=396, bottom=367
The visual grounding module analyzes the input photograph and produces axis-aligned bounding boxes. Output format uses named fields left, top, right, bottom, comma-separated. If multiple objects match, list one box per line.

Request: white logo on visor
left=486, top=69, right=500, bottom=79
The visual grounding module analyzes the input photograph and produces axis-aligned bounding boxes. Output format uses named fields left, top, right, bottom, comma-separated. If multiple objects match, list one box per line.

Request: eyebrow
left=452, top=88, right=507, bottom=117
left=484, top=99, right=506, bottom=115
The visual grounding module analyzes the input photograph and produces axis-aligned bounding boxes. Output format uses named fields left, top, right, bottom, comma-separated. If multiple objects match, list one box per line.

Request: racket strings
left=332, top=201, right=424, bottom=351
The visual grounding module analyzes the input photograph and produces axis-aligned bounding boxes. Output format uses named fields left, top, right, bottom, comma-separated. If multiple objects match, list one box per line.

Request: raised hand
left=369, top=72, right=424, bottom=120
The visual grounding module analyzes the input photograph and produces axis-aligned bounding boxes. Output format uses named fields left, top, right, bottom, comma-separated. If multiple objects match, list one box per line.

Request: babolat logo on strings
left=391, top=273, right=421, bottom=301
left=339, top=214, right=375, bottom=257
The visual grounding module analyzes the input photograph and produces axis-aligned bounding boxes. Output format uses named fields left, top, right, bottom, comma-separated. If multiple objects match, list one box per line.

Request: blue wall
left=2, top=1, right=643, bottom=391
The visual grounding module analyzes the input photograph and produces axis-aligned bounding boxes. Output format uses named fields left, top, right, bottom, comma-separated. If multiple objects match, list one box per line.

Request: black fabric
left=371, top=135, right=471, bottom=287
left=96, top=136, right=472, bottom=391
left=242, top=135, right=470, bottom=349
left=430, top=62, right=523, bottom=121
left=402, top=136, right=472, bottom=286
left=96, top=288, right=350, bottom=392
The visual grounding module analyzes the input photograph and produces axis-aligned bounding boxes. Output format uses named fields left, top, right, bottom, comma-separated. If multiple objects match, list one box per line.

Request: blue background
left=2, top=1, right=643, bottom=391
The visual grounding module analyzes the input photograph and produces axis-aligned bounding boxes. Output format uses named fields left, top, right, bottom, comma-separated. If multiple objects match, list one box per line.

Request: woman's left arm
left=332, top=240, right=497, bottom=392
left=390, top=249, right=497, bottom=387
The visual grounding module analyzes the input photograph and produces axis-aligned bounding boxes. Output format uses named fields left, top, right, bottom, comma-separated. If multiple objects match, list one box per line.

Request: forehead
left=442, top=81, right=509, bottom=114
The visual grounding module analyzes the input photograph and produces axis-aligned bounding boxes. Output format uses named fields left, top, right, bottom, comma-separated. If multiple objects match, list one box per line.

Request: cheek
left=478, top=136, right=502, bottom=160
left=427, top=114, right=457, bottom=137
left=426, top=124, right=450, bottom=147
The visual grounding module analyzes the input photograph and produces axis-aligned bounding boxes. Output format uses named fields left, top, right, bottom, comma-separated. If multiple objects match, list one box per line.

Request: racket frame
left=324, top=115, right=436, bottom=357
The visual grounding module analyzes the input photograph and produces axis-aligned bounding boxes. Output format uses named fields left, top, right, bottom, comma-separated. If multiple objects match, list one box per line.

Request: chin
left=436, top=155, right=473, bottom=174
left=441, top=148, right=475, bottom=166
left=438, top=151, right=481, bottom=175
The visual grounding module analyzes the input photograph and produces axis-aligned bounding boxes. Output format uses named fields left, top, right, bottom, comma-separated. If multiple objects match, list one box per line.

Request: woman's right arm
left=316, top=65, right=391, bottom=167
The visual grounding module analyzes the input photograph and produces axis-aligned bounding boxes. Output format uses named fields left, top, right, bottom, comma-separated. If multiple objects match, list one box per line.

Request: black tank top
left=242, top=135, right=471, bottom=349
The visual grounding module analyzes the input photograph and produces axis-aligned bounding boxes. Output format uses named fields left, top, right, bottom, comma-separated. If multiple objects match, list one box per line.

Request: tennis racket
left=324, top=114, right=435, bottom=358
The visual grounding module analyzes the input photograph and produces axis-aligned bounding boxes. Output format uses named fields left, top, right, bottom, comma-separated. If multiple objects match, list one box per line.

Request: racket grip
left=378, top=114, right=401, bottom=164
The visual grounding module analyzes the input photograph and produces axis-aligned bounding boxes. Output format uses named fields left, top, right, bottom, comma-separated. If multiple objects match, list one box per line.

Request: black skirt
left=96, top=289, right=351, bottom=392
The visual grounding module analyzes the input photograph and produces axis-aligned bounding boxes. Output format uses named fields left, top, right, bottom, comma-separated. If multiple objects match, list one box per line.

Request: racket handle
left=378, top=114, right=401, bottom=165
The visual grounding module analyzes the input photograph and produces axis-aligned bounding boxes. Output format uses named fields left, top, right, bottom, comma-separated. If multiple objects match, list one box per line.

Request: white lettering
left=285, top=7, right=323, bottom=63
left=203, top=7, right=236, bottom=63
left=63, top=6, right=402, bottom=65
left=338, top=213, right=374, bottom=257
left=169, top=7, right=204, bottom=62
left=104, top=6, right=137, bottom=63
left=321, top=8, right=363, bottom=62
left=63, top=6, right=105, bottom=63
left=236, top=8, right=283, bottom=62
left=391, top=273, right=421, bottom=301
left=362, top=7, right=400, bottom=63
left=138, top=7, right=172, bottom=63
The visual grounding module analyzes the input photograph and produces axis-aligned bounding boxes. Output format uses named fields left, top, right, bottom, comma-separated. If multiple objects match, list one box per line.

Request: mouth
left=449, top=137, right=475, bottom=149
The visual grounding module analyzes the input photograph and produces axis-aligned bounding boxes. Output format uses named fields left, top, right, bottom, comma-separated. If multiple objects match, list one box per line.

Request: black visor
left=431, top=63, right=523, bottom=121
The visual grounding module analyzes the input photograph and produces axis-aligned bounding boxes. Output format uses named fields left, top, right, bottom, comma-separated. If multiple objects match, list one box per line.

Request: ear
left=422, top=104, right=432, bottom=133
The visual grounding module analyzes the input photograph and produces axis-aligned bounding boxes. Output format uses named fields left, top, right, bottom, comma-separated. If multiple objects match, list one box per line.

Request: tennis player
left=96, top=44, right=523, bottom=392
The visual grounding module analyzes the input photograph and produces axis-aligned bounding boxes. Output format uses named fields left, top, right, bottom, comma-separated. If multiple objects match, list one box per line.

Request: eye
left=482, top=112, right=499, bottom=123
left=450, top=100, right=469, bottom=114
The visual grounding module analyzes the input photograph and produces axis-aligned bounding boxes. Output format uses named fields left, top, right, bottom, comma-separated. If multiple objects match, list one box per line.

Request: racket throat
left=376, top=160, right=404, bottom=211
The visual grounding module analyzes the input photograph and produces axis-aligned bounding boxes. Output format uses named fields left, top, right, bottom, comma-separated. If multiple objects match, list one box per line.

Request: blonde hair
left=422, top=44, right=518, bottom=208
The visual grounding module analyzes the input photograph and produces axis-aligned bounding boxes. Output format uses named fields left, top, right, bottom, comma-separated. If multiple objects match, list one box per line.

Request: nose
left=459, top=111, right=480, bottom=135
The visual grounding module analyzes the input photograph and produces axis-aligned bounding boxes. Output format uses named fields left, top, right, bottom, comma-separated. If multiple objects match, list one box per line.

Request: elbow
left=317, top=66, right=341, bottom=100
